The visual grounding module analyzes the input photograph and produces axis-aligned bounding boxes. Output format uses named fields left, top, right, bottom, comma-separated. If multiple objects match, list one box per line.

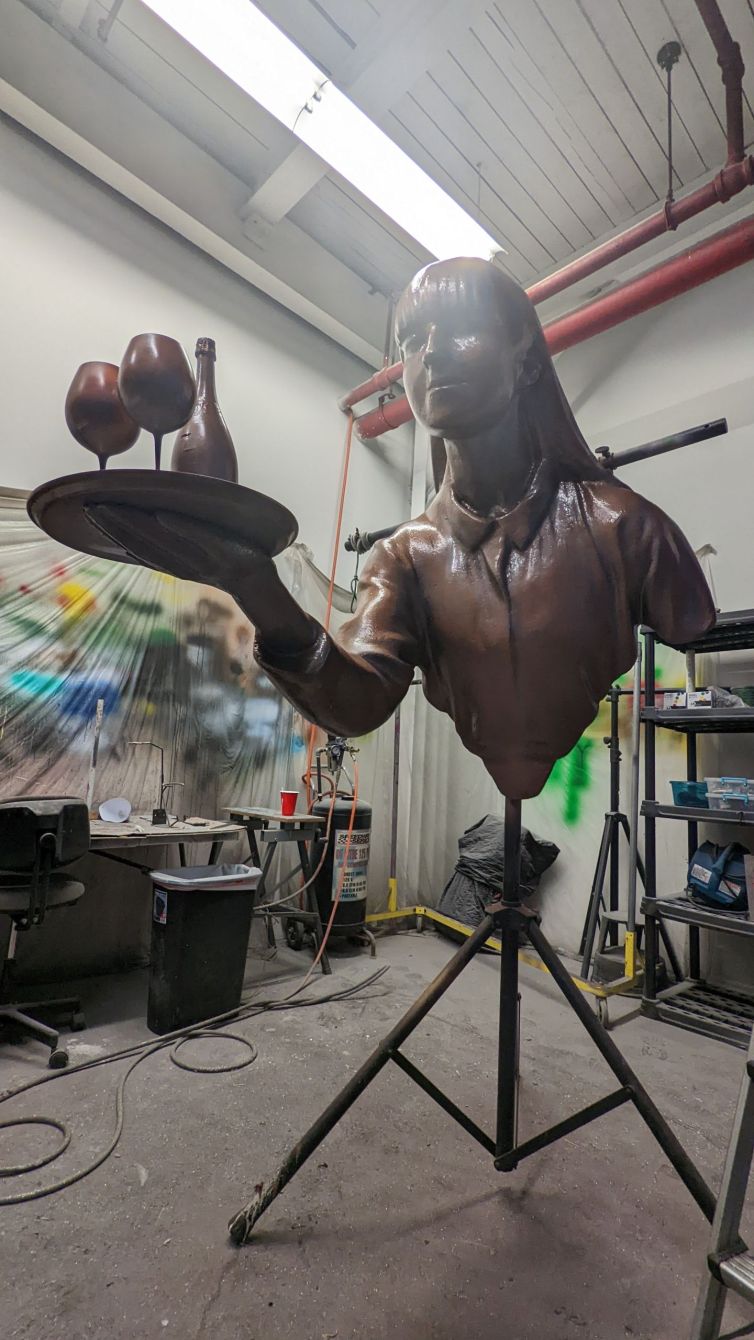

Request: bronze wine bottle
left=171, top=337, right=238, bottom=481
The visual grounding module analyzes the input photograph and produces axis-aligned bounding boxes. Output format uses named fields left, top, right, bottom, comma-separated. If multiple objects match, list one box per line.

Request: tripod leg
left=527, top=920, right=716, bottom=1224
left=580, top=815, right=613, bottom=978
left=228, top=912, right=495, bottom=1244
left=618, top=812, right=647, bottom=888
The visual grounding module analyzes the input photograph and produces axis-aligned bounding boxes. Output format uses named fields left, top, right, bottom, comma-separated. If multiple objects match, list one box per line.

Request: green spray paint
left=543, top=737, right=595, bottom=825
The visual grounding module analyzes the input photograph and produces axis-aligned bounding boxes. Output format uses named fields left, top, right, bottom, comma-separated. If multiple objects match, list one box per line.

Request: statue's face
left=396, top=259, right=531, bottom=438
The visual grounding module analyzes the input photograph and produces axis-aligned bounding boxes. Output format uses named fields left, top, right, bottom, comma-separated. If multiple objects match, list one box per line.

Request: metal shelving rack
left=642, top=610, right=754, bottom=1049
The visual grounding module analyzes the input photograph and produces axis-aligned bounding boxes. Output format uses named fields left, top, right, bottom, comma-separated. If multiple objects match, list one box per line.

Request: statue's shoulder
left=577, top=477, right=674, bottom=535
left=371, top=513, right=440, bottom=566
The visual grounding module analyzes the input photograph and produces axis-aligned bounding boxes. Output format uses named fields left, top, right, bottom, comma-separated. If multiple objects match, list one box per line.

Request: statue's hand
left=86, top=504, right=275, bottom=593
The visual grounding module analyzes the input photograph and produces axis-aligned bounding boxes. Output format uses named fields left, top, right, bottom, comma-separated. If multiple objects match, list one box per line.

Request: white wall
left=558, top=262, right=754, bottom=615
left=0, top=115, right=412, bottom=584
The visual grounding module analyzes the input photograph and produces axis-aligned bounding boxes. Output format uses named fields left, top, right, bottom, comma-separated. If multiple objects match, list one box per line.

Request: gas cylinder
left=311, top=798, right=372, bottom=935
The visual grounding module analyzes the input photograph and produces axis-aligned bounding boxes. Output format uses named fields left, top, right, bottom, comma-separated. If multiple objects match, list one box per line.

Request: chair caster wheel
left=71, top=1012, right=86, bottom=1031
left=285, top=920, right=304, bottom=951
left=49, top=1048, right=69, bottom=1069
left=595, top=998, right=609, bottom=1028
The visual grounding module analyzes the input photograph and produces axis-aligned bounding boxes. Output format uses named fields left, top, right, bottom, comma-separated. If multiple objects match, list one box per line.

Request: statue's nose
left=422, top=324, right=446, bottom=369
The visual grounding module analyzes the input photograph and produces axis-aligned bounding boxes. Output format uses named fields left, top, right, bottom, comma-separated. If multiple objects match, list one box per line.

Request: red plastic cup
left=280, top=789, right=298, bottom=817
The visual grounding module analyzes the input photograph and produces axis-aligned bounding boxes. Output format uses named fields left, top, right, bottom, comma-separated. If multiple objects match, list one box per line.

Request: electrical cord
left=0, top=962, right=389, bottom=1205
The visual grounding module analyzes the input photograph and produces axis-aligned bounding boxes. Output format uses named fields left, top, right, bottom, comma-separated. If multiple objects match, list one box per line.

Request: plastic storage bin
left=147, top=863, right=260, bottom=1035
left=705, top=777, right=754, bottom=812
left=708, top=792, right=754, bottom=812
left=670, top=780, right=709, bottom=808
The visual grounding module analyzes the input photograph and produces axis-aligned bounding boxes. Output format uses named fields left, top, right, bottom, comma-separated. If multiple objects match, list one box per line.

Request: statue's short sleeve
left=631, top=501, right=716, bottom=647
left=254, top=532, right=423, bottom=737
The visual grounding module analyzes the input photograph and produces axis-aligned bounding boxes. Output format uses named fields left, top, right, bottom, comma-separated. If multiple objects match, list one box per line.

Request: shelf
left=657, top=608, right=754, bottom=655
left=642, top=982, right=754, bottom=1049
left=642, top=894, right=754, bottom=937
left=641, top=707, right=754, bottom=733
left=643, top=801, right=754, bottom=826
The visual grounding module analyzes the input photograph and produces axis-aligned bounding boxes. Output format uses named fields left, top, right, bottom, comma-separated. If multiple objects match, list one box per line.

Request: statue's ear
left=518, top=345, right=542, bottom=390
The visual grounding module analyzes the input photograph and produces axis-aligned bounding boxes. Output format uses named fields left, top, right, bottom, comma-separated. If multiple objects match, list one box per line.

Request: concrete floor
left=1, top=930, right=752, bottom=1340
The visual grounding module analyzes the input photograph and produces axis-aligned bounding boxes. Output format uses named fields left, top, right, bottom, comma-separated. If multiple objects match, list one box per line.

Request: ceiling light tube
left=140, top=0, right=505, bottom=261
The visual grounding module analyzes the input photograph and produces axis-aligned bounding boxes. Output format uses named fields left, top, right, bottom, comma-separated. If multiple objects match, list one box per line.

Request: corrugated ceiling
left=258, top=0, right=754, bottom=288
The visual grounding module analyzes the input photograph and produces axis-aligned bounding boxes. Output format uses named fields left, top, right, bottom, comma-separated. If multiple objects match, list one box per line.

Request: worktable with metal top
left=223, top=803, right=330, bottom=974
left=89, top=818, right=246, bottom=871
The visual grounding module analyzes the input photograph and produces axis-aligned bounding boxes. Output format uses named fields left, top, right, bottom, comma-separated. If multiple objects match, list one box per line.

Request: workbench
left=89, top=817, right=246, bottom=872
left=223, top=805, right=330, bottom=974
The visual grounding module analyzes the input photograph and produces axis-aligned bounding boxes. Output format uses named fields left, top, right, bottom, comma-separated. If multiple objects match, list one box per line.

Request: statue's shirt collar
left=429, top=461, right=558, bottom=553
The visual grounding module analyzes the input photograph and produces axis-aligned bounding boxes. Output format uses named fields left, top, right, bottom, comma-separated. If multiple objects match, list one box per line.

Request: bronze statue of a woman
left=90, top=258, right=715, bottom=798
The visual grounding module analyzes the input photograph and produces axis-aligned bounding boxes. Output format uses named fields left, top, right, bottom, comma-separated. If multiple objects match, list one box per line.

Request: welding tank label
left=153, top=887, right=168, bottom=924
left=332, top=828, right=371, bottom=900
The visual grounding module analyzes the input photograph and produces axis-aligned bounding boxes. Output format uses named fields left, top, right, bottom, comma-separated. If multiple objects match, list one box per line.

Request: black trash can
left=147, top=863, right=260, bottom=1035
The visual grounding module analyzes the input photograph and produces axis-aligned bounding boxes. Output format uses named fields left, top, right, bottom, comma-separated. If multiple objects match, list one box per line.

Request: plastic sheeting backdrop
left=0, top=489, right=393, bottom=903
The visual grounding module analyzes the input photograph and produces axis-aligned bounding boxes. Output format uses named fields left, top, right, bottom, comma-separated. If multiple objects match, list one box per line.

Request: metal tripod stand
left=579, top=685, right=682, bottom=985
left=228, top=798, right=716, bottom=1247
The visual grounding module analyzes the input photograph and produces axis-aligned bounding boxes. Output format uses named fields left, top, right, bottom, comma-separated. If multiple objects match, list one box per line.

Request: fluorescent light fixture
left=140, top=0, right=505, bottom=261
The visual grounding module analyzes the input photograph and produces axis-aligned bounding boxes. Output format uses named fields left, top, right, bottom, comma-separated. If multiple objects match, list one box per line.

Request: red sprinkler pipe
left=543, top=215, right=754, bottom=355
left=526, top=157, right=754, bottom=305
left=338, top=361, right=403, bottom=412
left=354, top=217, right=754, bottom=439
left=354, top=394, right=415, bottom=438
left=696, top=0, right=746, bottom=165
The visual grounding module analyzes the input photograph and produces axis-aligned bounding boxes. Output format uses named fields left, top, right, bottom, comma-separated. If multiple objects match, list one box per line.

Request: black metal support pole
left=608, top=688, right=621, bottom=943
left=644, top=629, right=657, bottom=903
left=644, top=906, right=659, bottom=1001
left=527, top=919, right=716, bottom=1223
left=496, top=798, right=522, bottom=1161
left=228, top=912, right=495, bottom=1243
left=641, top=629, right=658, bottom=1004
left=687, top=732, right=702, bottom=980
left=602, top=418, right=727, bottom=470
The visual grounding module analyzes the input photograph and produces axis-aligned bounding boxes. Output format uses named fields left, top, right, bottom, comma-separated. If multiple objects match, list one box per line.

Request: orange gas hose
left=303, top=410, right=355, bottom=808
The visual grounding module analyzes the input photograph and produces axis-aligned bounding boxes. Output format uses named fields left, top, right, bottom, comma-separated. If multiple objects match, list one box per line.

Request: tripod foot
left=229, top=1180, right=276, bottom=1245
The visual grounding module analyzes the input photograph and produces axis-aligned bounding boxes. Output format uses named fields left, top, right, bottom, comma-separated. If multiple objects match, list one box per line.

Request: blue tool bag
left=686, top=841, right=749, bottom=913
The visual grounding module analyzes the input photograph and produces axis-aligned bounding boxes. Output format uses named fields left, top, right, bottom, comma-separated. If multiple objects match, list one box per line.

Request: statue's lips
left=426, top=379, right=467, bottom=393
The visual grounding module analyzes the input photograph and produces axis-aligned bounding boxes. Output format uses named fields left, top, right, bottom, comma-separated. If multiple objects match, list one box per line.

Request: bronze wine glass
left=118, top=334, right=196, bottom=470
left=64, top=362, right=140, bottom=471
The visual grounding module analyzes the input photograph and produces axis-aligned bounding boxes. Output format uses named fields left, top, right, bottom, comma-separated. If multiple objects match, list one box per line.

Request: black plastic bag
left=437, top=814, right=559, bottom=930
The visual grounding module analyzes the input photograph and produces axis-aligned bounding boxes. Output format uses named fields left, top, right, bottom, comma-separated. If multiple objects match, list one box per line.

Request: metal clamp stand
left=579, top=685, right=682, bottom=986
left=228, top=799, right=716, bottom=1247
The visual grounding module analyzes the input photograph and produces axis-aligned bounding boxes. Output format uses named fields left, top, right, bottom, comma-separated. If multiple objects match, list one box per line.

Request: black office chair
left=0, top=797, right=90, bottom=1068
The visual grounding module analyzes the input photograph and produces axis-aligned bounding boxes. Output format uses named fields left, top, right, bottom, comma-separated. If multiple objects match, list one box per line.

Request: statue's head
left=395, top=257, right=546, bottom=439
